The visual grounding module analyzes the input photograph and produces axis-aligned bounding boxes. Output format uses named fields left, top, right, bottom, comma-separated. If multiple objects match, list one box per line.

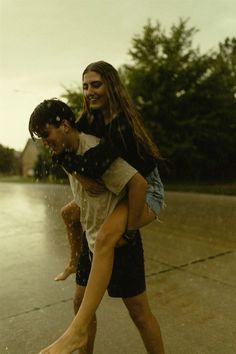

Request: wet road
left=0, top=182, right=236, bottom=354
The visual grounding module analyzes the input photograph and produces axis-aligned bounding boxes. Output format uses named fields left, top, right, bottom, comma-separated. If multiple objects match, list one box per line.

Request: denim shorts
left=146, top=165, right=164, bottom=216
left=76, top=232, right=146, bottom=298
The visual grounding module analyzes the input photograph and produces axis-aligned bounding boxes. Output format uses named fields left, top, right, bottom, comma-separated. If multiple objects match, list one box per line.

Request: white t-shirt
left=69, top=133, right=137, bottom=252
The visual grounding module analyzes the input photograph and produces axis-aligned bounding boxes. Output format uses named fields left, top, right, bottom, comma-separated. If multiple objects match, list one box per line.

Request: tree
left=0, top=144, right=20, bottom=175
left=61, top=86, right=84, bottom=119
left=34, top=145, right=67, bottom=180
left=61, top=19, right=236, bottom=181
left=33, top=146, right=52, bottom=179
left=121, top=19, right=236, bottom=180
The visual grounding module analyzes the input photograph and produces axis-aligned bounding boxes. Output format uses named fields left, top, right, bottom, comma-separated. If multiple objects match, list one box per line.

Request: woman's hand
left=75, top=174, right=107, bottom=196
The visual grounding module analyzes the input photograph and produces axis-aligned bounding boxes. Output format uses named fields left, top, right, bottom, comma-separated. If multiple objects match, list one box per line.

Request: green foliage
left=62, top=18, right=236, bottom=182
left=33, top=146, right=52, bottom=179
left=0, top=144, right=20, bottom=175
left=61, top=86, right=84, bottom=119
left=122, top=19, right=236, bottom=181
left=34, top=146, right=67, bottom=180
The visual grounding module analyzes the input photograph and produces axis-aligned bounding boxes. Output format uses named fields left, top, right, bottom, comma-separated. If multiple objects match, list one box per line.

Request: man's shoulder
left=102, top=158, right=137, bottom=195
left=79, top=133, right=100, bottom=153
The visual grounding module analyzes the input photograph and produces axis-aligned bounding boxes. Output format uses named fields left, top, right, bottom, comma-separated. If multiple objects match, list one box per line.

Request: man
left=29, top=98, right=165, bottom=354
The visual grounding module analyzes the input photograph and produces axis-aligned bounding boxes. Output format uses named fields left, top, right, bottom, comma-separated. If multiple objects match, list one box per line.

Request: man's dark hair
left=29, top=98, right=76, bottom=140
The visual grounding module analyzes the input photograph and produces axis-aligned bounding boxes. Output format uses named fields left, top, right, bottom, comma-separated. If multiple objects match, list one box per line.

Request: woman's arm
left=52, top=137, right=119, bottom=179
left=52, top=114, right=133, bottom=179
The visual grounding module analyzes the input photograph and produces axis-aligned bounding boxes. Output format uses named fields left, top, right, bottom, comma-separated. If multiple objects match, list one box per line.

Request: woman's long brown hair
left=82, top=61, right=161, bottom=159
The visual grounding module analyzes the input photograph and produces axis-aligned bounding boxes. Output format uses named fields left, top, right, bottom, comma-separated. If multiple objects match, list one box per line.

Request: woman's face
left=83, top=71, right=109, bottom=114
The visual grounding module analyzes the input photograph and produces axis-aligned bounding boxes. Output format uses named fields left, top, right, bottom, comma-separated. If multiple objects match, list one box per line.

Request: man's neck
left=68, top=130, right=80, bottom=152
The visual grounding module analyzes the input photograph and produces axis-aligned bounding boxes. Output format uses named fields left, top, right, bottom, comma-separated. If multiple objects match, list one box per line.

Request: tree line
left=63, top=19, right=236, bottom=182
left=2, top=19, right=235, bottom=182
left=0, top=144, right=20, bottom=175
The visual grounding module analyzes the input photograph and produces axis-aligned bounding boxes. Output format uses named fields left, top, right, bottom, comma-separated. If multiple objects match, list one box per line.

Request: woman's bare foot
left=54, top=264, right=76, bottom=281
left=39, top=327, right=88, bottom=354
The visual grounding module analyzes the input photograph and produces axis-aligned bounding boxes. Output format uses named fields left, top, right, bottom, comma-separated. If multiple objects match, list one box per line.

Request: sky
left=0, top=0, right=235, bottom=152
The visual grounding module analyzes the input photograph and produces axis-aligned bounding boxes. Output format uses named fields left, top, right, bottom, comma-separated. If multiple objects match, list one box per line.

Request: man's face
left=83, top=71, right=109, bottom=113
left=40, top=122, right=69, bottom=154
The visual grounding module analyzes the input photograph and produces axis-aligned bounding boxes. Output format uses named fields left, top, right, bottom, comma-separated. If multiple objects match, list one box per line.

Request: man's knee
left=73, top=296, right=82, bottom=314
left=130, top=307, right=152, bottom=328
left=124, top=295, right=152, bottom=328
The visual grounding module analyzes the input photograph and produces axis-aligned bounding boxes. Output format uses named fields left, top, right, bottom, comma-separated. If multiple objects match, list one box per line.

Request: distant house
left=21, top=139, right=42, bottom=177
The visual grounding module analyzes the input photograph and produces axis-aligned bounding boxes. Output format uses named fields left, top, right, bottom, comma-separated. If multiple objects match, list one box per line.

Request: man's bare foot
left=38, top=327, right=88, bottom=354
left=54, top=264, right=76, bottom=281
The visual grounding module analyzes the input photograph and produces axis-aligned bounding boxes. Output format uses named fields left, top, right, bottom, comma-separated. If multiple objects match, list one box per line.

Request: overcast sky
left=1, top=0, right=235, bottom=151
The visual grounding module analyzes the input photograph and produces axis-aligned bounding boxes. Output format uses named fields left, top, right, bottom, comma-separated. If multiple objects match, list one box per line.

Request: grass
left=165, top=181, right=236, bottom=196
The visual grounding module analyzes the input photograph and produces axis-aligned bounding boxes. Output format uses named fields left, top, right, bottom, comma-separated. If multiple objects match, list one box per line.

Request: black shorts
left=76, top=231, right=146, bottom=298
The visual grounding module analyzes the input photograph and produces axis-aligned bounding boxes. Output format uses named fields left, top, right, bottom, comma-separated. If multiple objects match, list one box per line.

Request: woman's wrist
left=122, top=229, right=138, bottom=243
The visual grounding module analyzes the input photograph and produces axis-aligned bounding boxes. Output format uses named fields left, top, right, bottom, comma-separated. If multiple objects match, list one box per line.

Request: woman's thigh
left=97, top=199, right=156, bottom=246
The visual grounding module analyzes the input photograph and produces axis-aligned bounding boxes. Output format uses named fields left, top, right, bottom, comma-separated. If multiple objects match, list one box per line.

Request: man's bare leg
left=55, top=201, right=82, bottom=281
left=123, top=292, right=165, bottom=354
left=39, top=202, right=156, bottom=353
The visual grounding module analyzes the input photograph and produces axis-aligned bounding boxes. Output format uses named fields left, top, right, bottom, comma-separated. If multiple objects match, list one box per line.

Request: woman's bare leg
left=39, top=200, right=156, bottom=353
left=55, top=201, right=82, bottom=281
left=39, top=285, right=97, bottom=354
left=73, top=286, right=97, bottom=354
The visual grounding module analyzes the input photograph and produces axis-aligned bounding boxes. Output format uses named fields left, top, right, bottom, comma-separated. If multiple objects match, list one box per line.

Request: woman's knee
left=94, top=229, right=114, bottom=253
left=95, top=224, right=122, bottom=251
left=61, top=201, right=80, bottom=224
left=96, top=213, right=128, bottom=250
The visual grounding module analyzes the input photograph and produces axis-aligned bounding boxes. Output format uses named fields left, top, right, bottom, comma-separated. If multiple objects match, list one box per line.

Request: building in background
left=21, top=139, right=41, bottom=177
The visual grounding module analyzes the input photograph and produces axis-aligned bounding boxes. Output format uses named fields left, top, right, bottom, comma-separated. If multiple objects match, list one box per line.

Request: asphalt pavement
left=1, top=186, right=235, bottom=354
